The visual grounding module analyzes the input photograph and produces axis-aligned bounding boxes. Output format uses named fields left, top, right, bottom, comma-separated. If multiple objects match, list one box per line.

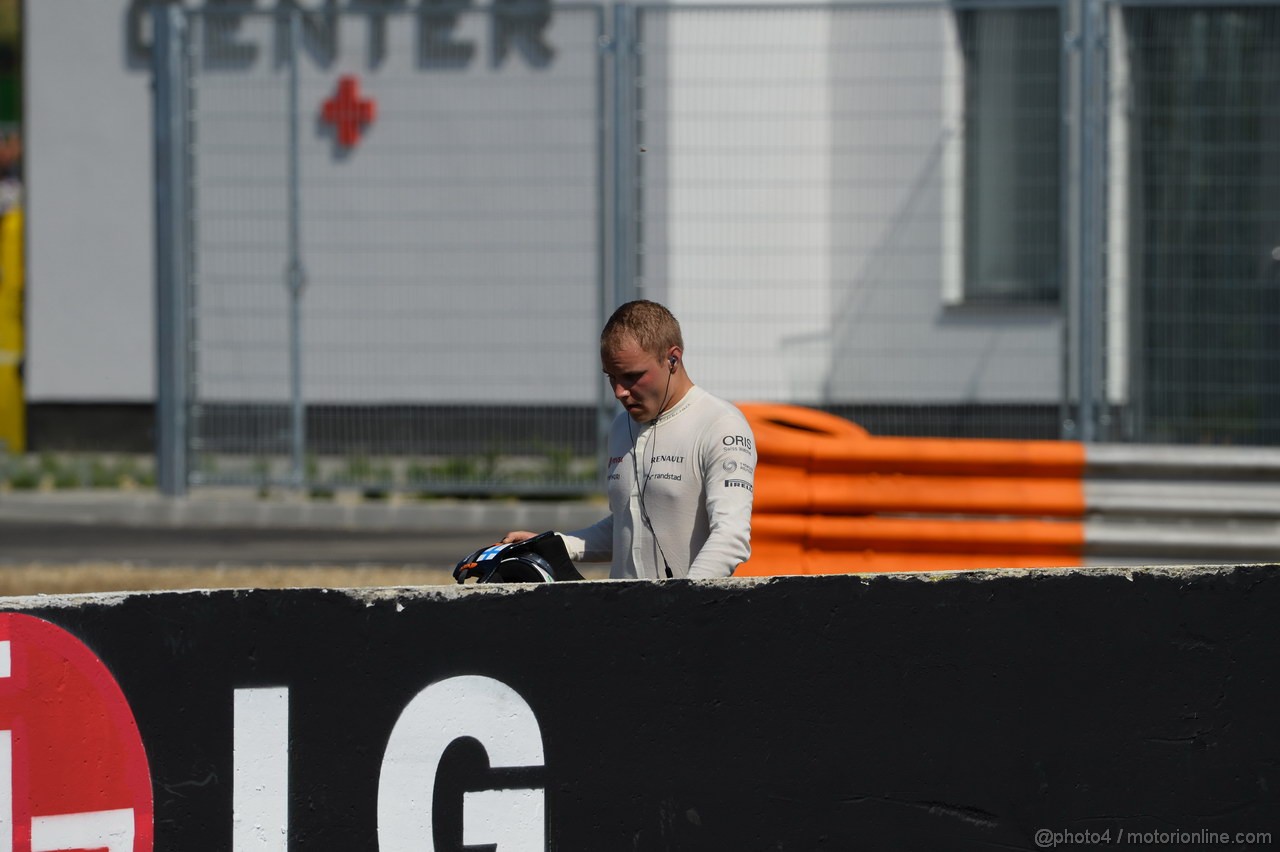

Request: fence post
left=601, top=4, right=639, bottom=448
left=597, top=4, right=615, bottom=471
left=612, top=3, right=638, bottom=310
left=286, top=8, right=308, bottom=488
left=1074, top=0, right=1109, bottom=442
left=153, top=3, right=190, bottom=497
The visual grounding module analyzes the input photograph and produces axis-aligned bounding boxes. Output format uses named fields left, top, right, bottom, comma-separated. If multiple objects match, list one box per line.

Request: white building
left=25, top=0, right=1280, bottom=454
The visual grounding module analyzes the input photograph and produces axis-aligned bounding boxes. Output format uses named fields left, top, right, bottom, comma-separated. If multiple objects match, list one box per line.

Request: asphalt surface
left=0, top=490, right=607, bottom=571
left=0, top=520, right=487, bottom=569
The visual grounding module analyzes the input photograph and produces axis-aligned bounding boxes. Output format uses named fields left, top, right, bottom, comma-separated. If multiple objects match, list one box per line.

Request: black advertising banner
left=2, top=566, right=1279, bottom=851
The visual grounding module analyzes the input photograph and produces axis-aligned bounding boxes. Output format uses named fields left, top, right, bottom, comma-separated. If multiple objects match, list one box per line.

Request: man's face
left=602, top=337, right=670, bottom=423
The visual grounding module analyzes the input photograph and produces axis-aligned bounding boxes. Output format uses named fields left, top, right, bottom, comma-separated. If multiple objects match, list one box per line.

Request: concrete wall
left=824, top=8, right=1061, bottom=404
left=2, top=564, right=1276, bottom=849
left=25, top=0, right=1064, bottom=411
left=190, top=5, right=602, bottom=406
left=26, top=0, right=156, bottom=401
left=28, top=0, right=604, bottom=407
left=641, top=4, right=1063, bottom=406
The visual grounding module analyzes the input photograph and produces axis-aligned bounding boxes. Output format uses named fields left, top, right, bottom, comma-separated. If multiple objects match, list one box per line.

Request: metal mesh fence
left=181, top=5, right=606, bottom=493
left=186, top=11, right=293, bottom=482
left=625, top=2, right=1067, bottom=440
left=1110, top=2, right=1280, bottom=445
left=155, top=0, right=1280, bottom=495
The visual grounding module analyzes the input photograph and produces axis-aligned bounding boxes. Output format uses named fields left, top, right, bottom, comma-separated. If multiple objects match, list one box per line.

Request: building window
left=947, top=7, right=1061, bottom=305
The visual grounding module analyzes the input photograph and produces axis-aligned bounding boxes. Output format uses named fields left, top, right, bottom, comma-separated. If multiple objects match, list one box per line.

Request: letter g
left=377, top=675, right=545, bottom=851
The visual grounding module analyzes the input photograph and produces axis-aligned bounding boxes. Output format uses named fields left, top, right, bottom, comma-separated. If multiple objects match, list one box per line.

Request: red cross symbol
left=322, top=75, right=377, bottom=149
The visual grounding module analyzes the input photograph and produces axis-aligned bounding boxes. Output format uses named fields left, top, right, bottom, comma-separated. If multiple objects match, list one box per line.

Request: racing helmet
left=453, top=544, right=557, bottom=584
left=453, top=531, right=583, bottom=584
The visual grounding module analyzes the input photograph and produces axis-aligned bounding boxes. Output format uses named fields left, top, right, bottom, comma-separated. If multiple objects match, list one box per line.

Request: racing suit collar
left=649, top=384, right=703, bottom=427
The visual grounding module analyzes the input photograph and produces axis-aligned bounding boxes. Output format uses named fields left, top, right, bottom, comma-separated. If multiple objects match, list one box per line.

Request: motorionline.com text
left=1035, top=828, right=1271, bottom=847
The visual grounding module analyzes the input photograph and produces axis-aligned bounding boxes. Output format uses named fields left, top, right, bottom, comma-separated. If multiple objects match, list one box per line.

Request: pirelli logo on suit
left=719, top=441, right=755, bottom=490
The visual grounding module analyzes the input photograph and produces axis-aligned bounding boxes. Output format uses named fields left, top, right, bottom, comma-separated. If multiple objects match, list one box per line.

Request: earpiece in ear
left=669, top=355, right=678, bottom=368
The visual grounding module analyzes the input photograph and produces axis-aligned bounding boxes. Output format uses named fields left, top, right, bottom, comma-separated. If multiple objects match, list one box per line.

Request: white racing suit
left=560, top=386, right=756, bottom=580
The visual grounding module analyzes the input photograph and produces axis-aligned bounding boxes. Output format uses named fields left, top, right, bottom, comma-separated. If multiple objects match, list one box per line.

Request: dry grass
left=0, top=562, right=612, bottom=597
left=0, top=563, right=456, bottom=597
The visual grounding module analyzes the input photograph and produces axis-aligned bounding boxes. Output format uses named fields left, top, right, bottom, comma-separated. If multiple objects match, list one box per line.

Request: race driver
left=502, top=299, right=756, bottom=580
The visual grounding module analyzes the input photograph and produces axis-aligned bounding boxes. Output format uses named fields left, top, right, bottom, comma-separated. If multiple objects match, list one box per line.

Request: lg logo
left=238, top=676, right=547, bottom=851
left=1, top=615, right=545, bottom=852
left=378, top=676, right=545, bottom=852
left=0, top=614, right=153, bottom=852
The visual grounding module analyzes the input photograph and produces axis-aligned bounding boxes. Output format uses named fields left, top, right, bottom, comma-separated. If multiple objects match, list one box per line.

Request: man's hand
left=500, top=530, right=537, bottom=544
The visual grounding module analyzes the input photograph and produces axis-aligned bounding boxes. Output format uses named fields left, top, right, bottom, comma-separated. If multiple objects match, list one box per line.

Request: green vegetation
left=0, top=453, right=156, bottom=491
left=0, top=449, right=595, bottom=498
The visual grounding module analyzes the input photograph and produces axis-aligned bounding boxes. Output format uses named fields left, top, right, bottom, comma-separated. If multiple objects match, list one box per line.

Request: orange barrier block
left=752, top=514, right=1084, bottom=556
left=734, top=402, right=1091, bottom=577
left=800, top=551, right=1083, bottom=574
left=738, top=548, right=1083, bottom=577
left=810, top=472, right=1085, bottom=517
left=738, top=402, right=868, bottom=441
left=738, top=403, right=1085, bottom=478
left=753, top=468, right=1086, bottom=517
left=736, top=402, right=868, bottom=468
left=749, top=467, right=814, bottom=513
left=811, top=436, right=1086, bottom=478
left=736, top=539, right=807, bottom=576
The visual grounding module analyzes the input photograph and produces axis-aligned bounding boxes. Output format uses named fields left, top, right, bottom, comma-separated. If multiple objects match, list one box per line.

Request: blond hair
left=601, top=300, right=684, bottom=360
